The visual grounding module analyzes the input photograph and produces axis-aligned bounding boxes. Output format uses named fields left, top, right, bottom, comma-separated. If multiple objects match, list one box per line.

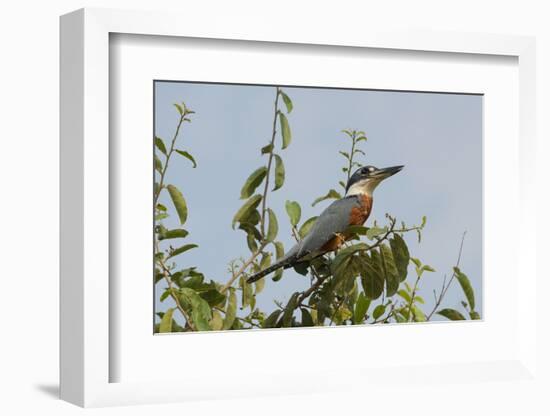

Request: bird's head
left=345, top=165, right=404, bottom=196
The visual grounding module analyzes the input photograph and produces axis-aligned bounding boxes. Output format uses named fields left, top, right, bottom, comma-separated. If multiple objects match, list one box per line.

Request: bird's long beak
left=371, top=165, right=404, bottom=179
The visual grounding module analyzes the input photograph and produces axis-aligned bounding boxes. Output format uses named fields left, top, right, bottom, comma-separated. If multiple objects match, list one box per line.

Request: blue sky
left=154, top=81, right=483, bottom=324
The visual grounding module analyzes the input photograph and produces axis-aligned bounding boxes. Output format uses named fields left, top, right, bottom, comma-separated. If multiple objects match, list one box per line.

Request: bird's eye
left=361, top=167, right=370, bottom=175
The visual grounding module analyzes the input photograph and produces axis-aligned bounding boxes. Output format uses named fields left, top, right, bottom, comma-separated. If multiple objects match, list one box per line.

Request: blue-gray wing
left=297, top=196, right=360, bottom=257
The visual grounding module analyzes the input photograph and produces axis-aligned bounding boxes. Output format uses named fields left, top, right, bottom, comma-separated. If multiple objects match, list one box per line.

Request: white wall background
left=0, top=1, right=548, bottom=414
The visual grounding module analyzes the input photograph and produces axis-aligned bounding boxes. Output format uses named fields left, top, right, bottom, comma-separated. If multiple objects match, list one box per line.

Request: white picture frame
left=60, top=8, right=538, bottom=408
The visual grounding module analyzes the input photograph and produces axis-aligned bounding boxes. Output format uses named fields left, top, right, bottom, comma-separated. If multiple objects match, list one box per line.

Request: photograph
left=153, top=81, right=482, bottom=332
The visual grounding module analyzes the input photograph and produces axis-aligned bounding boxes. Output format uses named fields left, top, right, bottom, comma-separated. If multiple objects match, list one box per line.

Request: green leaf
left=158, top=229, right=189, bottom=240
left=209, top=310, right=224, bottom=331
left=379, top=244, right=399, bottom=297
left=437, top=308, right=466, bottom=321
left=175, top=150, right=197, bottom=168
left=247, top=232, right=258, bottom=252
left=390, top=234, right=410, bottom=281
left=272, top=242, right=285, bottom=282
left=372, top=304, right=386, bottom=320
left=200, top=288, right=226, bottom=307
left=454, top=267, right=475, bottom=310
left=365, top=226, right=387, bottom=240
left=280, top=91, right=293, bottom=113
left=263, top=309, right=282, bottom=328
left=232, top=194, right=262, bottom=229
left=168, top=244, right=198, bottom=259
left=154, top=154, right=163, bottom=173
left=274, top=241, right=285, bottom=259
left=298, top=216, right=318, bottom=238
left=360, top=250, right=385, bottom=300
left=180, top=288, right=212, bottom=331
left=266, top=208, right=278, bottom=242
left=260, top=252, right=271, bottom=270
left=241, top=276, right=254, bottom=309
left=398, top=289, right=411, bottom=303
left=155, top=269, right=164, bottom=285
left=301, top=308, right=314, bottom=326
left=255, top=275, right=266, bottom=294
left=271, top=268, right=284, bottom=282
left=159, top=288, right=172, bottom=302
left=239, top=209, right=261, bottom=227
left=174, top=103, right=184, bottom=115
left=155, top=213, right=168, bottom=221
left=353, top=292, right=371, bottom=324
left=272, top=154, right=285, bottom=191
left=175, top=270, right=204, bottom=289
left=469, top=311, right=481, bottom=320
left=410, top=257, right=422, bottom=268
left=346, top=225, right=369, bottom=236
left=279, top=112, right=292, bottom=149
left=331, top=243, right=368, bottom=287
left=422, top=265, right=436, bottom=273
left=342, top=129, right=353, bottom=138
left=261, top=143, right=274, bottom=154
left=282, top=292, right=299, bottom=327
left=167, top=184, right=188, bottom=225
left=411, top=305, right=427, bottom=322
left=154, top=136, right=167, bottom=155
left=293, top=262, right=310, bottom=276
left=223, top=289, right=237, bottom=330
left=339, top=151, right=350, bottom=160
left=311, top=189, right=342, bottom=207
left=240, top=167, right=268, bottom=199
left=159, top=307, right=175, bottom=333
left=285, top=200, right=301, bottom=226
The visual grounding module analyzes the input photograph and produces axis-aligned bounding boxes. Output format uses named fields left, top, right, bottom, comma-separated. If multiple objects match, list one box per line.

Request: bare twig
left=426, top=231, right=467, bottom=320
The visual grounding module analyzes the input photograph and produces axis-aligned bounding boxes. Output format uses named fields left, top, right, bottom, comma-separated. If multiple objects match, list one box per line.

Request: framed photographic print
left=151, top=80, right=482, bottom=333
left=60, top=7, right=539, bottom=408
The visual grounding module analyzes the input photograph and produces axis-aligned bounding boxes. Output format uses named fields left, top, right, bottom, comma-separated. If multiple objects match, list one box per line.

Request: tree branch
left=346, top=131, right=357, bottom=183
left=259, top=87, right=281, bottom=238
left=426, top=231, right=467, bottom=320
left=155, top=240, right=196, bottom=331
left=154, top=111, right=188, bottom=207
left=407, top=274, right=422, bottom=322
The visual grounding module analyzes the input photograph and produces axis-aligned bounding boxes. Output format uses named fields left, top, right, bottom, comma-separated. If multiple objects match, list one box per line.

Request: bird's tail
left=246, top=255, right=296, bottom=284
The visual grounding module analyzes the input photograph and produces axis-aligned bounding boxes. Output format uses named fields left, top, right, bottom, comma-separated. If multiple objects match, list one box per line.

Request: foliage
left=154, top=89, right=481, bottom=332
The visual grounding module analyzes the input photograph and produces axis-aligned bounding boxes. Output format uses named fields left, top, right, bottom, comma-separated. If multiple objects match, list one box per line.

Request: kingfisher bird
left=246, top=164, right=404, bottom=283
